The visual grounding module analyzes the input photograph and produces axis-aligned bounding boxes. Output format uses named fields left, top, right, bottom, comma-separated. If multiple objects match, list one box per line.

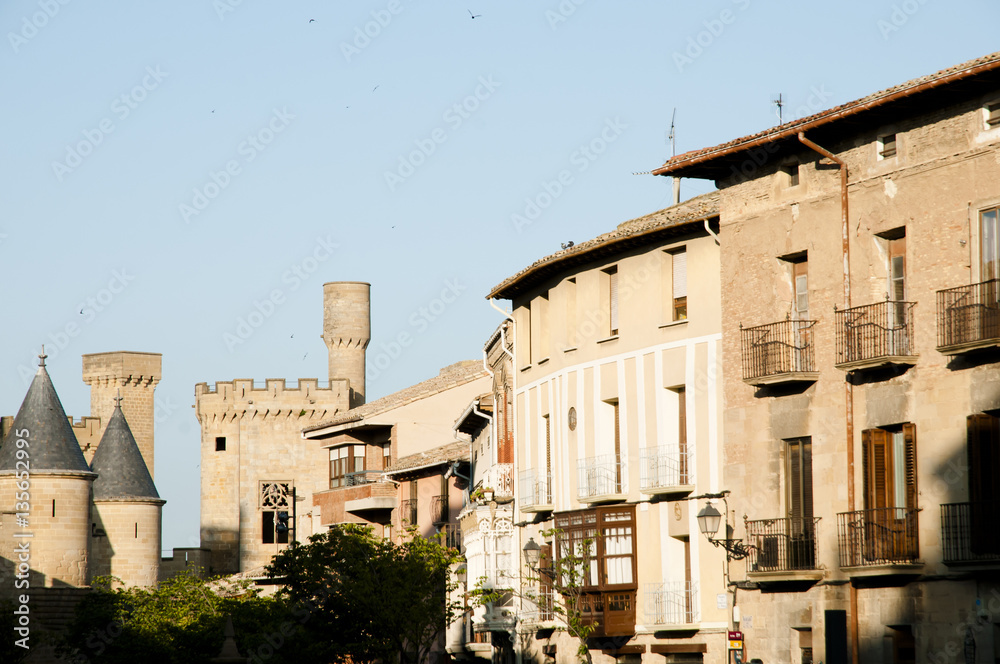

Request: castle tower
left=0, top=353, right=96, bottom=588
left=90, top=397, right=164, bottom=588
left=81, top=351, right=161, bottom=478
left=322, top=282, right=370, bottom=408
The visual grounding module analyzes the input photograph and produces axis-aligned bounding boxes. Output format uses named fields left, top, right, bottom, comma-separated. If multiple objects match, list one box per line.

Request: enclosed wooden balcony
left=835, top=301, right=917, bottom=370
left=936, top=280, right=1000, bottom=355
left=941, top=501, right=1000, bottom=565
left=837, top=508, right=921, bottom=576
left=740, top=319, right=818, bottom=385
left=745, top=517, right=823, bottom=583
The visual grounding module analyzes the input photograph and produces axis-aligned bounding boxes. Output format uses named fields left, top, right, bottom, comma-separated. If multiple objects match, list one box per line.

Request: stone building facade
left=488, top=193, right=730, bottom=664
left=654, top=51, right=1000, bottom=664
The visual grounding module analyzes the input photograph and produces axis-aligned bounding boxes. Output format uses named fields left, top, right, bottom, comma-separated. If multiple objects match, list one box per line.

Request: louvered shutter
left=902, top=424, right=918, bottom=512
left=609, top=270, right=619, bottom=334
left=789, top=442, right=802, bottom=521
left=802, top=439, right=814, bottom=523
left=863, top=428, right=891, bottom=510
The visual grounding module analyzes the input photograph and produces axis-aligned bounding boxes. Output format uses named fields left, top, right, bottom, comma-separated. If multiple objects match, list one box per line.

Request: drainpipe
left=798, top=132, right=857, bottom=664
left=704, top=218, right=721, bottom=246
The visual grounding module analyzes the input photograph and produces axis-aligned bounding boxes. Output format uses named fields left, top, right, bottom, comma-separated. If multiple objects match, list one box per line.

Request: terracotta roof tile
left=385, top=439, right=470, bottom=474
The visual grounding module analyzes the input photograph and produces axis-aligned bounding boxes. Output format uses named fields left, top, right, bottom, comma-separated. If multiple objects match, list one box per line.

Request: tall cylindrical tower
left=322, top=282, right=371, bottom=409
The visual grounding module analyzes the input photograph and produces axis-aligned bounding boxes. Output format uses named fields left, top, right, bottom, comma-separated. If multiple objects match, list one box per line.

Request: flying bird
left=469, top=9, right=482, bottom=18
left=372, top=85, right=379, bottom=92
left=309, top=18, right=315, bottom=23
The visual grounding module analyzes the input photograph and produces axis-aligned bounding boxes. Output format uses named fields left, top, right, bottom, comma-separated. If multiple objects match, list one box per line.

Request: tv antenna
left=667, top=108, right=680, bottom=204
left=772, top=93, right=784, bottom=125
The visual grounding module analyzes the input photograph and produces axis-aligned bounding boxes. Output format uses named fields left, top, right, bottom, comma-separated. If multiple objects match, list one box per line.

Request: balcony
left=431, top=494, right=449, bottom=524
left=835, top=300, right=917, bottom=371
left=331, top=473, right=396, bottom=515
left=837, top=508, right=921, bottom=576
left=639, top=447, right=694, bottom=496
left=941, top=501, right=1000, bottom=565
left=520, top=586, right=555, bottom=627
left=745, top=517, right=822, bottom=584
left=740, top=319, right=819, bottom=385
left=484, top=463, right=515, bottom=499
left=936, top=280, right=1000, bottom=355
left=519, top=469, right=553, bottom=512
left=435, top=523, right=462, bottom=550
left=644, top=581, right=699, bottom=630
left=577, top=454, right=627, bottom=503
left=400, top=499, right=418, bottom=527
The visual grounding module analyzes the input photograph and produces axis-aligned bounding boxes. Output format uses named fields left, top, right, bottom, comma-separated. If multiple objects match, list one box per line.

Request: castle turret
left=90, top=398, right=164, bottom=587
left=322, top=282, right=370, bottom=408
left=0, top=353, right=96, bottom=588
left=81, top=351, right=161, bottom=479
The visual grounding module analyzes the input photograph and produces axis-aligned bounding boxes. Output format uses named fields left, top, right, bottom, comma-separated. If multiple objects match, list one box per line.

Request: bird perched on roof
left=561, top=241, right=575, bottom=250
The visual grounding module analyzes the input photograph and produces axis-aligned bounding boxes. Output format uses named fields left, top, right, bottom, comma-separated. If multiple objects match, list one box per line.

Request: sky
left=2, top=0, right=999, bottom=554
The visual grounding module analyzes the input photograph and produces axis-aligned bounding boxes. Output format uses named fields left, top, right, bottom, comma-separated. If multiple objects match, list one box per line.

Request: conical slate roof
left=0, top=358, right=93, bottom=474
left=91, top=402, right=160, bottom=501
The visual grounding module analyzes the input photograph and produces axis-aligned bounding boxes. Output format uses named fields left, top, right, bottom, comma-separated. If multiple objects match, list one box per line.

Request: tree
left=471, top=528, right=599, bottom=664
left=266, top=524, right=464, bottom=664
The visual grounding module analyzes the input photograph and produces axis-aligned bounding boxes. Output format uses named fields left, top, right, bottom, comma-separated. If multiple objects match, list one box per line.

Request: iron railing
left=400, top=499, right=418, bottom=527
left=485, top=463, right=515, bottom=498
left=741, top=319, right=817, bottom=380
left=837, top=508, right=919, bottom=567
left=835, top=300, right=916, bottom=365
left=639, top=447, right=692, bottom=490
left=644, top=581, right=699, bottom=625
left=435, top=524, right=462, bottom=550
left=519, top=469, right=552, bottom=508
left=941, top=501, right=1000, bottom=564
left=520, top=587, right=555, bottom=625
left=577, top=454, right=627, bottom=499
left=745, top=517, right=820, bottom=572
left=344, top=470, right=382, bottom=487
left=936, top=279, right=1000, bottom=350
left=431, top=494, right=449, bottom=524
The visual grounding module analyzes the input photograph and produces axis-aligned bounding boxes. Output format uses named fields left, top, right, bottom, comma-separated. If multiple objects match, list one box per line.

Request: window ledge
left=519, top=364, right=532, bottom=372
left=562, top=346, right=578, bottom=353
left=596, top=335, right=619, bottom=344
left=659, top=319, right=688, bottom=329
left=536, top=357, right=550, bottom=365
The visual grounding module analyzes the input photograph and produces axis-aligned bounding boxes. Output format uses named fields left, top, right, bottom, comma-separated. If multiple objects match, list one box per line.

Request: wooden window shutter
left=802, top=439, right=814, bottom=522
left=672, top=250, right=687, bottom=299
left=609, top=269, right=619, bottom=334
left=902, top=423, right=917, bottom=511
left=862, top=428, right=890, bottom=510
left=788, top=441, right=802, bottom=521
left=967, top=413, right=1000, bottom=503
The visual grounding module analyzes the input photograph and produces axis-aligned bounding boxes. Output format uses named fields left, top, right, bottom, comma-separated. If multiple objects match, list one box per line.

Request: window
left=671, top=248, right=687, bottom=321
left=329, top=445, right=365, bottom=488
left=677, top=387, right=688, bottom=484
left=537, top=291, right=550, bottom=361
left=981, top=206, right=1000, bottom=281
left=786, top=437, right=814, bottom=528
left=861, top=424, right=917, bottom=513
left=604, top=266, right=619, bottom=336
left=879, top=133, right=897, bottom=159
left=215, top=436, right=226, bottom=451
left=262, top=510, right=289, bottom=545
left=382, top=443, right=391, bottom=470
left=565, top=277, right=577, bottom=349
left=966, top=413, right=1000, bottom=554
left=522, top=302, right=532, bottom=366
left=985, top=101, right=1000, bottom=129
left=783, top=162, right=800, bottom=187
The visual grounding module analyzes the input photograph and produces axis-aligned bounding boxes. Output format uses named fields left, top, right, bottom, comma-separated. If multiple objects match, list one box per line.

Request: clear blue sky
left=2, top=0, right=998, bottom=553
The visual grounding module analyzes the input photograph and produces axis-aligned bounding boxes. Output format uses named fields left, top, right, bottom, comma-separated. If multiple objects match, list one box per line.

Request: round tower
left=81, top=351, right=161, bottom=479
left=0, top=353, right=96, bottom=589
left=322, top=282, right=371, bottom=408
left=90, top=397, right=164, bottom=588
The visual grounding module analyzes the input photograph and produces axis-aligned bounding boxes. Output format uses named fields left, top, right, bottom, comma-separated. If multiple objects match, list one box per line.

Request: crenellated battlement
left=195, top=377, right=350, bottom=423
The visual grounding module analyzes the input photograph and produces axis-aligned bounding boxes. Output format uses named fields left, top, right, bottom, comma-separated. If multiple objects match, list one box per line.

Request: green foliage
left=266, top=524, right=464, bottom=664
left=57, top=572, right=303, bottom=664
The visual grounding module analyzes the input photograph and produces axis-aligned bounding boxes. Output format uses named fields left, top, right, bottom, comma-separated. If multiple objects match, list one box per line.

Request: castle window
left=215, top=436, right=226, bottom=451
left=878, top=134, right=897, bottom=160
left=52, top=500, right=55, bottom=517
left=985, top=101, right=1000, bottom=129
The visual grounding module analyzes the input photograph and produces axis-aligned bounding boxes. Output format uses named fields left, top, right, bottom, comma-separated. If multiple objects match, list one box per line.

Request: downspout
left=704, top=218, right=721, bottom=245
left=797, top=132, right=857, bottom=664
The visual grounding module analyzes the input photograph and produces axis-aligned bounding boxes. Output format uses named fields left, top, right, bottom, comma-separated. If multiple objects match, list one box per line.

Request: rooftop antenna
left=772, top=93, right=784, bottom=125
left=668, top=108, right=680, bottom=205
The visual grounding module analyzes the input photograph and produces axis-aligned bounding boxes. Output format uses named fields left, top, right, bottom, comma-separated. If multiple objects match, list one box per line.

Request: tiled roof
left=91, top=404, right=161, bottom=501
left=385, top=439, right=470, bottom=475
left=488, top=191, right=719, bottom=301
left=0, top=362, right=94, bottom=475
left=303, top=360, right=488, bottom=434
left=653, top=50, right=1000, bottom=179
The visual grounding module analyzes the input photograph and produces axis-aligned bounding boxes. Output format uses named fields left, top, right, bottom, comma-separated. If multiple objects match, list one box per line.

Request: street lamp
left=693, top=493, right=753, bottom=561
left=523, top=537, right=541, bottom=571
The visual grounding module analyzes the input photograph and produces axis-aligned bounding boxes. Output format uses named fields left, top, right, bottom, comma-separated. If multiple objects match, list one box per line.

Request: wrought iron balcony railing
left=400, top=499, right=418, bottom=527
left=485, top=463, right=514, bottom=498
left=341, top=470, right=383, bottom=487
left=936, top=279, right=1000, bottom=352
left=941, top=501, right=1000, bottom=564
left=644, top=581, right=699, bottom=626
left=837, top=508, right=919, bottom=568
left=639, top=447, right=692, bottom=492
left=740, top=319, right=817, bottom=383
left=519, top=469, right=552, bottom=509
left=745, top=517, right=820, bottom=572
left=835, top=300, right=916, bottom=368
left=435, top=523, right=462, bottom=550
left=431, top=494, right=449, bottom=524
left=577, top=454, right=627, bottom=500
left=520, top=587, right=555, bottom=625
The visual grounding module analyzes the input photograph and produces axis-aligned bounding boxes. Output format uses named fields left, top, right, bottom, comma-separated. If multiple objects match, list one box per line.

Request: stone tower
left=0, top=354, right=96, bottom=588
left=90, top=398, right=164, bottom=588
left=322, top=282, right=370, bottom=408
left=81, top=351, right=161, bottom=479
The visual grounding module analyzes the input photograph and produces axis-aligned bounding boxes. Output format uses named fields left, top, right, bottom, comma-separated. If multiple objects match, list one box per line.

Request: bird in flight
left=372, top=85, right=379, bottom=92
left=468, top=9, right=482, bottom=19
left=309, top=18, right=315, bottom=23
